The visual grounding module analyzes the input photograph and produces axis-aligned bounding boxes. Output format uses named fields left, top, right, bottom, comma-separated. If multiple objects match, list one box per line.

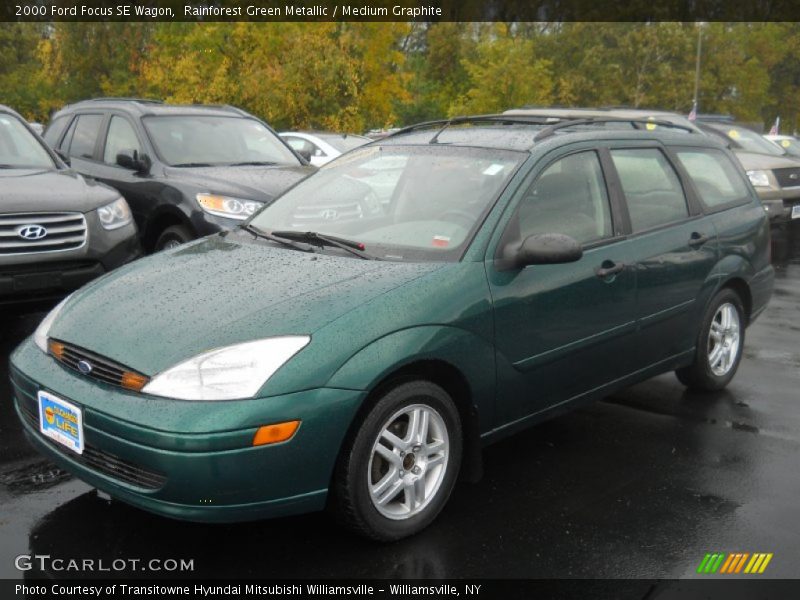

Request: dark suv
left=43, top=99, right=314, bottom=251
left=0, top=104, right=140, bottom=304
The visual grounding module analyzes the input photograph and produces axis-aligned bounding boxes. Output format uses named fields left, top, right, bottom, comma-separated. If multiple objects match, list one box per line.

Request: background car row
left=3, top=99, right=800, bottom=308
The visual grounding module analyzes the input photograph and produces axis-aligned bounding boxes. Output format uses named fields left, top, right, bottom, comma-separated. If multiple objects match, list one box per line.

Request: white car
left=764, top=134, right=800, bottom=158
left=280, top=131, right=371, bottom=167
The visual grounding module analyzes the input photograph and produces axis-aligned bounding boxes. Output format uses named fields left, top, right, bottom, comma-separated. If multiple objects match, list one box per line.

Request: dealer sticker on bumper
left=38, top=391, right=84, bottom=454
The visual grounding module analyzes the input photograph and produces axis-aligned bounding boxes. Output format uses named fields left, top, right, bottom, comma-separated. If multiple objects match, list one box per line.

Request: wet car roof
left=378, top=122, right=721, bottom=153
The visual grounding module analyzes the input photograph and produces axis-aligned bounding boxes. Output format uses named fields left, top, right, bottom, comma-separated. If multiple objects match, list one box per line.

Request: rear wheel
left=331, top=380, right=462, bottom=541
left=154, top=225, right=193, bottom=251
left=676, top=288, right=745, bottom=391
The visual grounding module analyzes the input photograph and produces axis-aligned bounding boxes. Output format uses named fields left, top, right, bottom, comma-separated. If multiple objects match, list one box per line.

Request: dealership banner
left=5, top=579, right=800, bottom=599
left=4, top=0, right=800, bottom=22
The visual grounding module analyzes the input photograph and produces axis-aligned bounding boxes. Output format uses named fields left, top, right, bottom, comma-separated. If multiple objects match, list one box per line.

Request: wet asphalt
left=0, top=226, right=799, bottom=581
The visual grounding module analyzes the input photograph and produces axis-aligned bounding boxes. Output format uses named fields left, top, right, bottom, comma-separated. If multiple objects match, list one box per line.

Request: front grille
left=773, top=167, right=800, bottom=189
left=0, top=212, right=87, bottom=255
left=18, top=396, right=166, bottom=490
left=50, top=340, right=148, bottom=390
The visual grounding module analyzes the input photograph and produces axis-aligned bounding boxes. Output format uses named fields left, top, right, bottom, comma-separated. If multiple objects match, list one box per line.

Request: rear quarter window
left=675, top=148, right=751, bottom=209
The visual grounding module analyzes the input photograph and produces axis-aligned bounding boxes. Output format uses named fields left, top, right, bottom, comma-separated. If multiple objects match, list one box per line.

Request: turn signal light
left=48, top=340, right=66, bottom=360
left=252, top=420, right=300, bottom=446
left=121, top=371, right=149, bottom=392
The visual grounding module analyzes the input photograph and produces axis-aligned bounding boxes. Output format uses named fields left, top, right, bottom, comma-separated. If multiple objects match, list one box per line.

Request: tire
left=331, top=380, right=462, bottom=541
left=154, top=225, right=194, bottom=251
left=676, top=288, right=746, bottom=391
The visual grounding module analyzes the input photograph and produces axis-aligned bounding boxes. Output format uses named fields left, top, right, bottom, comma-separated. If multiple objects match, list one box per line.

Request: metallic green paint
left=9, top=130, right=774, bottom=524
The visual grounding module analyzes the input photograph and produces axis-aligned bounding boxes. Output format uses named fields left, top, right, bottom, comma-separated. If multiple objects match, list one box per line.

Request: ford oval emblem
left=77, top=360, right=93, bottom=375
left=17, top=224, right=48, bottom=240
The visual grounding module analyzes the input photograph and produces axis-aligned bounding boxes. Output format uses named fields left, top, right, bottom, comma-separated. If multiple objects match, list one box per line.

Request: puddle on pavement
left=0, top=459, right=72, bottom=494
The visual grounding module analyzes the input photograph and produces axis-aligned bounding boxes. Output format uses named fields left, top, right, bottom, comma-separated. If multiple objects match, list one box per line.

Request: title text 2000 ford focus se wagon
left=11, top=115, right=774, bottom=540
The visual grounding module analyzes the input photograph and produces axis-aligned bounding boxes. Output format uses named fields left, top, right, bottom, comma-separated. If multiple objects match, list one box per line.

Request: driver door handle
left=688, top=232, right=711, bottom=247
left=596, top=260, right=625, bottom=279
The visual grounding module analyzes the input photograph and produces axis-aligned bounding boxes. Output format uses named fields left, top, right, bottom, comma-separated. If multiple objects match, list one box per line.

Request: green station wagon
left=11, top=115, right=774, bottom=540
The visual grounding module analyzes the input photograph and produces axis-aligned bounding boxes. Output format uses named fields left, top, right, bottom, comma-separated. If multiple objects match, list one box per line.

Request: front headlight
left=33, top=295, right=71, bottom=352
left=97, top=197, right=133, bottom=230
left=197, top=193, right=264, bottom=221
left=142, top=336, right=310, bottom=401
left=746, top=170, right=771, bottom=188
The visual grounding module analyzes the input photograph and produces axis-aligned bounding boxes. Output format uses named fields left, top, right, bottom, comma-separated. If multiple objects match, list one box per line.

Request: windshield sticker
left=483, top=164, right=505, bottom=176
left=432, top=235, right=451, bottom=248
left=728, top=129, right=741, bottom=139
left=781, top=139, right=791, bottom=147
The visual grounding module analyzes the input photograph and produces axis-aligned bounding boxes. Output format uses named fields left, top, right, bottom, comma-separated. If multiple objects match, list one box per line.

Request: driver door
left=487, top=149, right=638, bottom=425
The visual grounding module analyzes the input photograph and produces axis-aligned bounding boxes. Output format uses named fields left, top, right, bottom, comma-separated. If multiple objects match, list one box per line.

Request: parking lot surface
left=1, top=226, right=798, bottom=580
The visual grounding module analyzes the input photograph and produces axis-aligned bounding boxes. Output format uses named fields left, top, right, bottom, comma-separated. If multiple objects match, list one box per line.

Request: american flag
left=769, top=117, right=780, bottom=136
left=688, top=102, right=697, bottom=122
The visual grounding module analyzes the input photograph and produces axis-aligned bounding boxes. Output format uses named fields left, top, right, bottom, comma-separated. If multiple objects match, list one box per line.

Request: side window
left=103, top=116, right=141, bottom=164
left=43, top=115, right=70, bottom=147
left=67, top=114, right=103, bottom=159
left=674, top=148, right=751, bottom=209
left=611, top=148, right=689, bottom=232
left=517, top=151, right=613, bottom=245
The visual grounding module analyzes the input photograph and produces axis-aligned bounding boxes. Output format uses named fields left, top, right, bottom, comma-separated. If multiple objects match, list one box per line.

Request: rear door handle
left=688, top=232, right=711, bottom=247
left=596, top=260, right=625, bottom=279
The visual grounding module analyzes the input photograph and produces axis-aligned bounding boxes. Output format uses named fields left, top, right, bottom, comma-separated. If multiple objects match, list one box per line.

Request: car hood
left=162, top=164, right=315, bottom=203
left=49, top=234, right=444, bottom=375
left=0, top=168, right=119, bottom=212
left=733, top=151, right=800, bottom=170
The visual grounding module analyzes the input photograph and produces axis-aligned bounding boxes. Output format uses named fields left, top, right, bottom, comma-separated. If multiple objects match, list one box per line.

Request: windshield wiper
left=171, top=162, right=215, bottom=168
left=242, top=224, right=315, bottom=253
left=270, top=230, right=380, bottom=260
left=226, top=161, right=277, bottom=167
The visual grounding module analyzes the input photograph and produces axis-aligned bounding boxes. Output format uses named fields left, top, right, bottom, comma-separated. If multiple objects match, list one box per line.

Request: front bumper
left=0, top=221, right=141, bottom=304
left=757, top=187, right=800, bottom=223
left=10, top=339, right=365, bottom=522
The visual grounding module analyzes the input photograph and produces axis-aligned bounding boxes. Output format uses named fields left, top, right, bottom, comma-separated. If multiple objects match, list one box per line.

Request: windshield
left=0, top=114, right=56, bottom=169
left=143, top=115, right=300, bottom=167
left=249, top=145, right=524, bottom=262
left=710, top=124, right=785, bottom=156
left=770, top=137, right=800, bottom=158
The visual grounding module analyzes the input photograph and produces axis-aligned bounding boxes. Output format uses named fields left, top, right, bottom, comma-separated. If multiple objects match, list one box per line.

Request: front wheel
left=154, top=224, right=194, bottom=252
left=331, top=381, right=462, bottom=541
left=676, top=288, right=745, bottom=391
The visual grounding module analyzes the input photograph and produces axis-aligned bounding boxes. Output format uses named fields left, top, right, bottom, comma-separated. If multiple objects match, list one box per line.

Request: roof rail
left=87, top=97, right=163, bottom=104
left=386, top=114, right=696, bottom=145
left=389, top=114, right=556, bottom=141
left=532, top=117, right=697, bottom=141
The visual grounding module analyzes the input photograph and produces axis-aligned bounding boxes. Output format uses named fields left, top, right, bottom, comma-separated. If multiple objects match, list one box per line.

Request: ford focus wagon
left=11, top=115, right=774, bottom=540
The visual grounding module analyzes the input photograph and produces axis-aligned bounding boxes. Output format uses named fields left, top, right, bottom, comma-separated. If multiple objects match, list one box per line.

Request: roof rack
left=87, top=97, right=163, bottom=104
left=389, top=114, right=556, bottom=139
left=532, top=117, right=697, bottom=141
left=387, top=114, right=697, bottom=145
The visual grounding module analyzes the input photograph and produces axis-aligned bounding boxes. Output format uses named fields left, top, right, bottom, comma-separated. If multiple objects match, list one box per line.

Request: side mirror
left=502, top=233, right=583, bottom=269
left=55, top=149, right=71, bottom=167
left=116, top=149, right=150, bottom=174
left=296, top=148, right=312, bottom=162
